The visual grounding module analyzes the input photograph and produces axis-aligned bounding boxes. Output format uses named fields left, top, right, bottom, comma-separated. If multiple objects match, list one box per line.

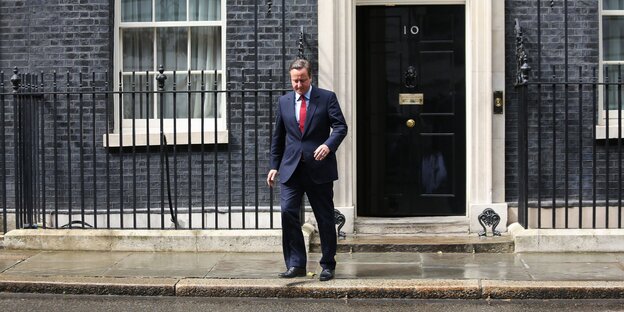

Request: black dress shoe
left=278, top=267, right=306, bottom=278
left=319, top=268, right=335, bottom=281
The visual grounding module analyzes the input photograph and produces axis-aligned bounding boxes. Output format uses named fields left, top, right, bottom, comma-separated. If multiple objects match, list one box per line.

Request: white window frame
left=107, top=0, right=228, bottom=147
left=598, top=1, right=624, bottom=139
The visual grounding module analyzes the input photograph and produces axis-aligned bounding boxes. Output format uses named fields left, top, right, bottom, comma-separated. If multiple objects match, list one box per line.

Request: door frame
left=317, top=0, right=508, bottom=233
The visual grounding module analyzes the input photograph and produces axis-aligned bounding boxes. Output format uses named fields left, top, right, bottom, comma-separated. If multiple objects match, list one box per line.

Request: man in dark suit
left=267, top=59, right=348, bottom=281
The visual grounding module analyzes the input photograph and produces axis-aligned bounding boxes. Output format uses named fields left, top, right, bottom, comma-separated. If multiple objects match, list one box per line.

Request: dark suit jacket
left=270, top=86, right=348, bottom=184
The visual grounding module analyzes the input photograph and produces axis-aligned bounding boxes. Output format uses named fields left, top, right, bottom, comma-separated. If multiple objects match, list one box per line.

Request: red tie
left=299, top=96, right=306, bottom=133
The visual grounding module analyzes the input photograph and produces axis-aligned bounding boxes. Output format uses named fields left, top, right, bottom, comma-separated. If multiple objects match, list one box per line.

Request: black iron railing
left=1, top=67, right=292, bottom=233
left=515, top=15, right=624, bottom=229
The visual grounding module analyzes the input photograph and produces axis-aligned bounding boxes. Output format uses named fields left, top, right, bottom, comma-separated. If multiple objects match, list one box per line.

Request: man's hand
left=313, top=144, right=330, bottom=161
left=267, top=169, right=278, bottom=188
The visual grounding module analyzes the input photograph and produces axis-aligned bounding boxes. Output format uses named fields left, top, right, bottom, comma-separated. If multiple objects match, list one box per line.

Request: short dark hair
left=289, top=59, right=313, bottom=77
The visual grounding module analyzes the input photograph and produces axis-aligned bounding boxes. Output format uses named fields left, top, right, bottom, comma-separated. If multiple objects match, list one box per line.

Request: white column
left=318, top=0, right=356, bottom=232
left=467, top=0, right=508, bottom=233
left=466, top=0, right=493, bottom=205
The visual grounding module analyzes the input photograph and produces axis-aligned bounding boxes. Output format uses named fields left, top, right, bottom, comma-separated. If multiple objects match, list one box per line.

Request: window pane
left=190, top=0, right=221, bottom=21
left=122, top=28, right=154, bottom=71
left=191, top=73, right=222, bottom=118
left=156, top=0, right=186, bottom=21
left=191, top=27, right=222, bottom=70
left=604, top=0, right=624, bottom=10
left=121, top=0, right=152, bottom=22
left=157, top=27, right=188, bottom=70
left=122, top=73, right=155, bottom=119
left=604, top=65, right=624, bottom=110
left=160, top=73, right=189, bottom=118
left=603, top=17, right=624, bottom=61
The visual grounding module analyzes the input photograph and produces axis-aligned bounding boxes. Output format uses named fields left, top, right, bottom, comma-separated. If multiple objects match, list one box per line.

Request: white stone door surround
left=317, top=0, right=507, bottom=233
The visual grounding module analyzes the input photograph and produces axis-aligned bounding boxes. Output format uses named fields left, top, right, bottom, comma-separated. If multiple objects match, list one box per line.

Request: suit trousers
left=280, top=161, right=337, bottom=270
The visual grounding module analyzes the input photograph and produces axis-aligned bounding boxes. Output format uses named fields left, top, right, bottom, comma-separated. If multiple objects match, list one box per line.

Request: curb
left=0, top=275, right=177, bottom=296
left=482, top=280, right=624, bottom=299
left=176, top=278, right=482, bottom=299
left=1, top=276, right=624, bottom=299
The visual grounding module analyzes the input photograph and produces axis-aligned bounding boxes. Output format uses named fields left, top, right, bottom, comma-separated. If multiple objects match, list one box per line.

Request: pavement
left=1, top=246, right=624, bottom=299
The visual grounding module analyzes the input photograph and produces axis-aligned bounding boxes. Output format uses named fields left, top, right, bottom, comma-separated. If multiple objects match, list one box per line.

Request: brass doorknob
left=406, top=119, right=415, bottom=128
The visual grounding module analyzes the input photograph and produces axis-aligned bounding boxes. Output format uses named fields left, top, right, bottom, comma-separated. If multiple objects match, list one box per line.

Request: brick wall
left=0, top=0, right=319, bottom=227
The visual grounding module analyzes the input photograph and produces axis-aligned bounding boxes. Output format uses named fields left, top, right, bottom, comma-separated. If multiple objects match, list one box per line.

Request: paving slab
left=418, top=266, right=532, bottom=280
left=205, top=253, right=317, bottom=279
left=103, top=252, right=225, bottom=278
left=518, top=252, right=622, bottom=264
left=175, top=278, right=482, bottom=299
left=3, top=251, right=131, bottom=276
left=524, top=262, right=624, bottom=281
left=339, top=263, right=424, bottom=279
left=335, top=252, right=422, bottom=264
left=0, top=250, right=38, bottom=273
left=420, top=252, right=524, bottom=268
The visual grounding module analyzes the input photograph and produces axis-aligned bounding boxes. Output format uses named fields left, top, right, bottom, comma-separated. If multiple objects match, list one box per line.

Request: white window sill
left=103, top=130, right=229, bottom=147
left=595, top=125, right=624, bottom=140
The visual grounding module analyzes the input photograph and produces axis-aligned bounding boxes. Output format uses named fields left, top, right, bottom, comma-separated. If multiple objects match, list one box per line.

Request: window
left=599, top=0, right=624, bottom=139
left=110, top=0, right=227, bottom=146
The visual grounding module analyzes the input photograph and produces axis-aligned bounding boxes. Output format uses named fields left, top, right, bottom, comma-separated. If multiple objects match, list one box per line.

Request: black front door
left=356, top=5, right=466, bottom=217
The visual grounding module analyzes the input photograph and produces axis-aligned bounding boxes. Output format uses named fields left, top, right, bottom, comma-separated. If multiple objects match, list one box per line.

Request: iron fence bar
left=255, top=0, right=260, bottom=229
left=551, top=66, right=556, bottom=229
left=518, top=84, right=528, bottom=228
left=118, top=72, right=124, bottom=229
left=605, top=69, right=610, bottom=228
left=187, top=70, right=192, bottom=229
left=200, top=71, right=205, bottom=229
left=227, top=70, right=232, bottom=229
left=66, top=72, right=72, bottom=228
left=619, top=65, right=623, bottom=228
left=33, top=75, right=39, bottom=227
left=565, top=78, right=569, bottom=228
left=79, top=74, right=86, bottom=226
left=26, top=75, right=33, bottom=227
left=0, top=71, right=6, bottom=233
left=0, top=71, right=5, bottom=233
left=105, top=72, right=111, bottom=229
left=578, top=66, right=583, bottom=228
left=564, top=0, right=569, bottom=227
left=36, top=74, right=42, bottom=227
left=132, top=71, right=137, bottom=229
left=14, top=79, right=20, bottom=229
left=269, top=69, right=274, bottom=229
left=145, top=71, right=151, bottom=229
left=159, top=75, right=165, bottom=230
left=537, top=81, right=542, bottom=228
left=213, top=69, right=219, bottom=229
left=39, top=72, right=45, bottom=228
left=53, top=71, right=59, bottom=228
left=242, top=70, right=247, bottom=229
left=172, top=71, right=178, bottom=229
left=592, top=67, right=597, bottom=228
left=92, top=72, right=97, bottom=229
left=21, top=74, right=26, bottom=229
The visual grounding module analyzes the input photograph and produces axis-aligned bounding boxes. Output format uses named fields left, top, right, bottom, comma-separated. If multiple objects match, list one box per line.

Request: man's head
left=289, top=59, right=312, bottom=95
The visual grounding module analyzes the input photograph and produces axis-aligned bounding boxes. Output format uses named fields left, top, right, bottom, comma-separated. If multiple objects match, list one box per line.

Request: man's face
left=290, top=68, right=312, bottom=95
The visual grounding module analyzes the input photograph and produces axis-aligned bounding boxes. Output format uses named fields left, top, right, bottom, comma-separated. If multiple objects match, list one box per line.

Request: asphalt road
left=1, top=293, right=624, bottom=312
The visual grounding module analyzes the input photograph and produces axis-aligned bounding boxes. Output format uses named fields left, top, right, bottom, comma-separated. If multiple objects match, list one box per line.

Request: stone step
left=310, top=234, right=514, bottom=253
left=353, top=216, right=470, bottom=235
